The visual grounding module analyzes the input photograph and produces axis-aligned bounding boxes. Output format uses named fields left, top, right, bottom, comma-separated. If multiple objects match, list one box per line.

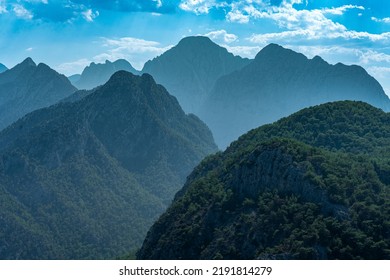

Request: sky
left=1, top=0, right=390, bottom=96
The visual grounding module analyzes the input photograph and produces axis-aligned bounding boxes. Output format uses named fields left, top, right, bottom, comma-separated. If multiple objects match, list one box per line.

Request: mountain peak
left=37, top=62, right=52, bottom=71
left=311, top=55, right=328, bottom=66
left=105, top=70, right=137, bottom=84
left=255, top=43, right=307, bottom=61
left=75, top=59, right=139, bottom=90
left=142, top=36, right=251, bottom=114
left=21, top=57, right=37, bottom=67
left=0, top=63, right=7, bottom=73
left=177, top=36, right=214, bottom=47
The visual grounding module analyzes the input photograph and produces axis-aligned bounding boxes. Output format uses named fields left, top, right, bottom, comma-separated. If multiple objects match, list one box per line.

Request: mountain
left=74, top=59, right=139, bottom=89
left=0, top=63, right=7, bottom=73
left=200, top=44, right=390, bottom=148
left=0, top=71, right=217, bottom=259
left=142, top=36, right=251, bottom=114
left=68, top=74, right=81, bottom=84
left=0, top=58, right=77, bottom=131
left=138, top=101, right=390, bottom=260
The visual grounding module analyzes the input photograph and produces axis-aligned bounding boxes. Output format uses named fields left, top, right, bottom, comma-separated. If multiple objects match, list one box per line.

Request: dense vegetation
left=0, top=71, right=217, bottom=259
left=138, top=101, right=390, bottom=259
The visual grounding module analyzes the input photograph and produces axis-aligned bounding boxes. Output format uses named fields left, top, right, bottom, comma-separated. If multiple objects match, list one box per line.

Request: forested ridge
left=138, top=101, right=390, bottom=260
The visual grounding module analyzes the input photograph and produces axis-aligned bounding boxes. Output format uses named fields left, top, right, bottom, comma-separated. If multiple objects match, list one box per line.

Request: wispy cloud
left=2, top=0, right=175, bottom=23
left=223, top=45, right=261, bottom=58
left=0, top=0, right=7, bottom=14
left=372, top=17, right=390, bottom=24
left=244, top=3, right=390, bottom=44
left=94, top=37, right=173, bottom=70
left=13, top=4, right=33, bottom=20
left=203, top=30, right=238, bottom=44
left=82, top=9, right=99, bottom=22
left=56, top=58, right=92, bottom=75
left=321, top=5, right=364, bottom=15
left=179, top=0, right=217, bottom=15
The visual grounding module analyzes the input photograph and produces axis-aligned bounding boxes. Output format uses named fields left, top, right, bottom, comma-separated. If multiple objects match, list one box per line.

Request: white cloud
left=56, top=58, right=92, bottom=75
left=94, top=37, right=173, bottom=70
left=25, top=0, right=48, bottom=3
left=227, top=9, right=249, bottom=23
left=153, top=0, right=163, bottom=8
left=25, top=47, right=33, bottom=52
left=101, top=37, right=171, bottom=54
left=13, top=4, right=33, bottom=20
left=204, top=30, right=238, bottom=44
left=223, top=45, right=261, bottom=58
left=82, top=9, right=99, bottom=22
left=367, top=66, right=390, bottom=78
left=179, top=0, right=216, bottom=14
left=249, top=29, right=390, bottom=45
left=359, top=50, right=390, bottom=64
left=0, top=0, right=7, bottom=14
left=372, top=17, right=390, bottom=24
left=321, top=5, right=364, bottom=15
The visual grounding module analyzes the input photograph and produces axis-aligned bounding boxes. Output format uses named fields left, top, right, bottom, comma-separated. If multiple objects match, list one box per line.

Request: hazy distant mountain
left=0, top=71, right=217, bottom=259
left=68, top=74, right=81, bottom=84
left=74, top=59, right=139, bottom=89
left=142, top=36, right=251, bottom=114
left=0, top=58, right=77, bottom=131
left=0, top=63, right=7, bottom=73
left=200, top=44, right=390, bottom=148
left=138, top=101, right=390, bottom=260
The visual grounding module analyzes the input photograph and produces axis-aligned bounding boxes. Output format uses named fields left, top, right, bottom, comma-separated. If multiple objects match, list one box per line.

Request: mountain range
left=0, top=58, right=77, bottom=131
left=0, top=63, right=7, bottom=73
left=199, top=43, right=390, bottom=148
left=1, top=36, right=390, bottom=260
left=0, top=71, right=217, bottom=259
left=142, top=36, right=251, bottom=114
left=138, top=101, right=390, bottom=260
left=72, top=59, right=139, bottom=90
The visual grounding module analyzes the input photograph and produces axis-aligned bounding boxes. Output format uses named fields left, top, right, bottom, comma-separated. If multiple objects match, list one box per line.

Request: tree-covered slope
left=200, top=44, right=390, bottom=148
left=142, top=36, right=250, bottom=114
left=0, top=58, right=77, bottom=131
left=138, top=101, right=390, bottom=260
left=0, top=71, right=217, bottom=259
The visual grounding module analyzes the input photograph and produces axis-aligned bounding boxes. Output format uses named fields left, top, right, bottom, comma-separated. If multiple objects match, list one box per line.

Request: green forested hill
left=0, top=71, right=217, bottom=259
left=138, top=101, right=390, bottom=260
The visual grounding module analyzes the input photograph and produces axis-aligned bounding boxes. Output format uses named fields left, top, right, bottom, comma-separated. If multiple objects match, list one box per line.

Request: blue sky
left=1, top=0, right=390, bottom=96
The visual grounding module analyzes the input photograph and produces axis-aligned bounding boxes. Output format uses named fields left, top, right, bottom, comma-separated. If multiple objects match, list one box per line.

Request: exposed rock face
left=229, top=145, right=347, bottom=218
